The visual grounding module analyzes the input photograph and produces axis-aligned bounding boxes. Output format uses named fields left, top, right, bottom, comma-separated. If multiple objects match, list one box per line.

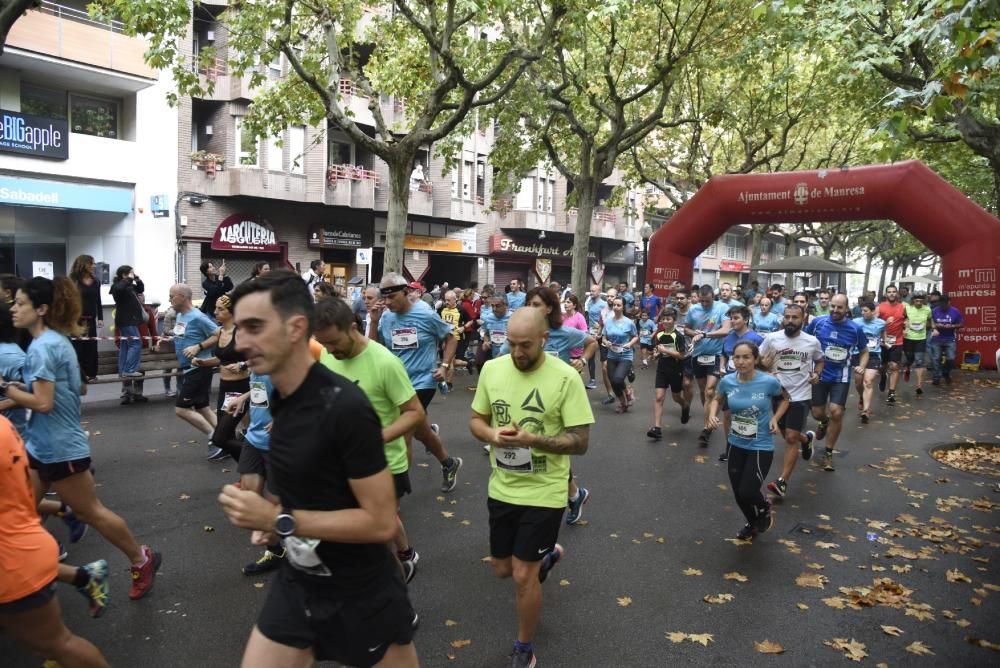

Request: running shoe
left=860, top=411, right=870, bottom=424
left=814, top=420, right=829, bottom=441
left=642, top=360, right=648, bottom=369
left=756, top=501, right=774, bottom=534
left=857, top=399, right=864, bottom=410
left=441, top=457, right=463, bottom=493
left=58, top=541, right=68, bottom=562
left=697, top=429, right=711, bottom=448
left=62, top=509, right=88, bottom=544
left=915, top=386, right=923, bottom=396
left=904, top=367, right=910, bottom=382
left=767, top=478, right=787, bottom=498
left=801, top=431, right=815, bottom=461
left=887, top=390, right=896, bottom=405
left=565, top=487, right=590, bottom=525
left=128, top=546, right=161, bottom=600
left=206, top=445, right=228, bottom=461
left=165, top=389, right=177, bottom=397
left=397, top=548, right=420, bottom=568
left=508, top=647, right=537, bottom=668
left=646, top=426, right=662, bottom=440
left=243, top=548, right=284, bottom=575
left=120, top=395, right=132, bottom=405
left=482, top=443, right=491, bottom=455
left=585, top=379, right=597, bottom=390
left=538, top=543, right=564, bottom=583
left=602, top=394, right=616, bottom=405
left=736, top=524, right=757, bottom=541
left=718, top=450, right=728, bottom=462
left=402, top=559, right=417, bottom=585
left=132, top=394, right=149, bottom=403
left=627, top=369, right=636, bottom=383
left=822, top=449, right=835, bottom=472
left=680, top=404, right=691, bottom=424
left=76, top=559, right=109, bottom=618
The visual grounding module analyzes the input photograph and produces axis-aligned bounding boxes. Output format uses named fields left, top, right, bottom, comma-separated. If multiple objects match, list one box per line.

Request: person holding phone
left=200, top=260, right=234, bottom=319
left=110, top=265, right=145, bottom=403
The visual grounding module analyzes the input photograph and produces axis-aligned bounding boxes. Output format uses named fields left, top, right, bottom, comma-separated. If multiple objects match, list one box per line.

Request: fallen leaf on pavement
left=694, top=455, right=707, bottom=464
left=881, top=625, right=904, bottom=637
left=822, top=597, right=847, bottom=609
left=755, top=640, right=785, bottom=654
left=683, top=568, right=702, bottom=576
left=445, top=620, right=458, bottom=627
left=893, top=564, right=913, bottom=574
left=724, top=572, right=748, bottom=582
left=965, top=636, right=1000, bottom=651
left=830, top=554, right=850, bottom=562
left=703, top=593, right=734, bottom=604
left=203, top=525, right=214, bottom=532
left=687, top=633, right=713, bottom=646
left=905, top=641, right=934, bottom=656
left=178, top=493, right=191, bottom=500
left=617, top=596, right=632, bottom=607
left=806, top=562, right=825, bottom=570
left=559, top=579, right=570, bottom=587
left=816, top=541, right=840, bottom=549
left=946, top=568, right=972, bottom=583
left=905, top=607, right=935, bottom=622
left=440, top=511, right=454, bottom=518
left=449, top=639, right=471, bottom=649
left=666, top=631, right=688, bottom=643
left=797, top=603, right=809, bottom=610
left=796, top=572, right=829, bottom=589
left=824, top=638, right=867, bottom=662
left=253, top=582, right=264, bottom=589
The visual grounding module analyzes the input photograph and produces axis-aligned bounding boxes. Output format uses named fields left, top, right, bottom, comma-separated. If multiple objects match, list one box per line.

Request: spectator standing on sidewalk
left=110, top=266, right=145, bottom=402
left=200, top=261, right=233, bottom=319
left=69, top=255, right=102, bottom=384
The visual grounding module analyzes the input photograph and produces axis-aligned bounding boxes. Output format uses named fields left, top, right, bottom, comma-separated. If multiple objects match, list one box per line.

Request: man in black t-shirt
left=219, top=271, right=418, bottom=668
left=647, top=307, right=691, bottom=439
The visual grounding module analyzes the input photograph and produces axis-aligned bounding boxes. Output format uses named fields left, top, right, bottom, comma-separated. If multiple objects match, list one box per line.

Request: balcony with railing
left=566, top=207, right=620, bottom=240
left=7, top=1, right=156, bottom=79
left=187, top=160, right=308, bottom=201
left=326, top=164, right=378, bottom=208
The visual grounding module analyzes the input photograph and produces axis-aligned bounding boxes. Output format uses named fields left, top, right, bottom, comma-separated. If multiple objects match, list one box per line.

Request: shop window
left=71, top=95, right=119, bottom=138
left=267, top=134, right=283, bottom=171
left=21, top=83, right=67, bottom=119
left=235, top=116, right=259, bottom=167
left=289, top=126, right=305, bottom=174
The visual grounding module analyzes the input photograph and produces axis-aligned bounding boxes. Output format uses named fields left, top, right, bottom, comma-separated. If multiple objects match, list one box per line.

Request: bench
left=90, top=349, right=184, bottom=385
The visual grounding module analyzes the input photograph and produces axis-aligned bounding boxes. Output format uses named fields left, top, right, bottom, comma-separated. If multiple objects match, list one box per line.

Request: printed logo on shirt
left=492, top=400, right=512, bottom=427
left=521, top=388, right=545, bottom=414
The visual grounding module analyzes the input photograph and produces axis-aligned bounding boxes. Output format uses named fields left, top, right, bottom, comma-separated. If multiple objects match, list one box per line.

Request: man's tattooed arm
left=531, top=426, right=589, bottom=455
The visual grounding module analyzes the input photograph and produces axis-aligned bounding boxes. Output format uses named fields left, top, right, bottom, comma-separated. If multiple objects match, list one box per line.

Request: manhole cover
left=930, top=442, right=1000, bottom=478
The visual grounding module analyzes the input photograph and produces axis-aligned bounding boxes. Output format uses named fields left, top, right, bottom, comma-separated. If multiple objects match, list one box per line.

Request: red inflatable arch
left=646, top=161, right=1000, bottom=370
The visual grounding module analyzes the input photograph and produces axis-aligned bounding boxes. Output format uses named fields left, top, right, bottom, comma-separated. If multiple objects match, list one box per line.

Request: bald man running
left=470, top=309, right=594, bottom=668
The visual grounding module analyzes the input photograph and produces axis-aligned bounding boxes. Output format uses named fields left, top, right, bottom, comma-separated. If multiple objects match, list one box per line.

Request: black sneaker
left=132, top=394, right=149, bottom=403
left=756, top=501, right=774, bottom=534
left=508, top=647, right=537, bottom=668
left=915, top=386, right=923, bottom=396
left=646, top=426, right=662, bottom=439
left=207, top=446, right=229, bottom=461
left=718, top=449, right=728, bottom=462
left=887, top=390, right=896, bottom=405
left=538, top=543, right=564, bottom=583
left=680, top=404, right=691, bottom=424
left=401, top=559, right=417, bottom=584
left=242, top=549, right=284, bottom=575
left=736, top=524, right=757, bottom=541
left=627, top=369, right=636, bottom=383
left=120, top=395, right=132, bottom=405
left=860, top=412, right=869, bottom=424
left=697, top=429, right=711, bottom=448
left=801, top=431, right=815, bottom=461
left=814, top=420, right=828, bottom=441
left=441, top=457, right=463, bottom=493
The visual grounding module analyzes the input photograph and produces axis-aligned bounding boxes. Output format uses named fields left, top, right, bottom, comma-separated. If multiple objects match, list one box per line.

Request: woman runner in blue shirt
left=707, top=340, right=788, bottom=541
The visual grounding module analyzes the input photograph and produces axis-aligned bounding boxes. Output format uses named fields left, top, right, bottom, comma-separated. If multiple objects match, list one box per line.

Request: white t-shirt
left=759, top=330, right=824, bottom=402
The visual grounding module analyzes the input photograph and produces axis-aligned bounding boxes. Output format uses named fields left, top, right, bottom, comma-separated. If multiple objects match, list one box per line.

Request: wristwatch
left=440, top=362, right=451, bottom=369
left=0, top=381, right=9, bottom=396
left=274, top=508, right=296, bottom=537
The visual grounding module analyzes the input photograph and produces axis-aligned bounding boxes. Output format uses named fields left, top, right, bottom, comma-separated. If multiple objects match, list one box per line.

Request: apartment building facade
left=178, top=4, right=643, bottom=297
left=0, top=0, right=178, bottom=305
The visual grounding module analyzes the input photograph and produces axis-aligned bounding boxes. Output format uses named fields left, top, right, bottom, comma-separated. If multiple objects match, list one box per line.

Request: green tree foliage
left=95, top=0, right=564, bottom=274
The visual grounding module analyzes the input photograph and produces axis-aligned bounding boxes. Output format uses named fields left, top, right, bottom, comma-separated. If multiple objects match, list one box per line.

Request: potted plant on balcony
left=191, top=151, right=226, bottom=177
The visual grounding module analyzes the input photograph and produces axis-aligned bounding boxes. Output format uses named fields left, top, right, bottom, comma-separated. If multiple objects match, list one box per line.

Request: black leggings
left=606, top=358, right=632, bottom=398
left=725, top=444, right=773, bottom=524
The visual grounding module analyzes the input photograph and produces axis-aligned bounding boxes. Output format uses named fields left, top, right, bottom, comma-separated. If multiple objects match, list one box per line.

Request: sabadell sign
left=211, top=213, right=280, bottom=253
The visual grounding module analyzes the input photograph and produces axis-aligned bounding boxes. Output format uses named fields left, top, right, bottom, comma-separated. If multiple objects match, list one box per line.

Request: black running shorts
left=776, top=399, right=811, bottom=433
left=176, top=367, right=213, bottom=410
left=28, top=455, right=91, bottom=483
left=257, top=566, right=415, bottom=667
left=811, top=381, right=849, bottom=408
left=488, top=497, right=564, bottom=563
left=655, top=364, right=683, bottom=393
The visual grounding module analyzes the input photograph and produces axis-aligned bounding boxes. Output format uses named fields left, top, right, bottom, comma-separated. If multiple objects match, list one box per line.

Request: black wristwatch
left=0, top=381, right=9, bottom=396
left=274, top=508, right=296, bottom=537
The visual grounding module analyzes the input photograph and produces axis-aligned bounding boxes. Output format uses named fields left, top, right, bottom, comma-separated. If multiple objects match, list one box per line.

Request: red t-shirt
left=0, top=418, right=59, bottom=603
left=878, top=302, right=906, bottom=346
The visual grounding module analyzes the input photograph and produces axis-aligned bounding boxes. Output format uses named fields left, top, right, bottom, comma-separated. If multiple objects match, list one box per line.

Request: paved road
left=5, top=369, right=999, bottom=667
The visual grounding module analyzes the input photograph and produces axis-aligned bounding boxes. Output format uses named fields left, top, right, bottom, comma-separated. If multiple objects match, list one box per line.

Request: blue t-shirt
left=686, top=301, right=730, bottom=357
left=718, top=370, right=783, bottom=451
left=622, top=291, right=635, bottom=309
left=930, top=306, right=963, bottom=342
left=481, top=311, right=512, bottom=359
left=172, top=308, right=217, bottom=371
left=500, top=325, right=588, bottom=363
left=585, top=298, right=607, bottom=332
left=719, top=299, right=745, bottom=309
left=752, top=310, right=781, bottom=334
left=506, top=291, right=526, bottom=310
left=640, top=294, right=662, bottom=319
left=245, top=373, right=273, bottom=451
left=638, top=318, right=655, bottom=345
left=805, top=315, right=867, bottom=383
left=0, top=342, right=28, bottom=437
left=771, top=298, right=786, bottom=316
left=23, top=330, right=89, bottom=464
left=603, top=316, right=637, bottom=361
left=722, top=330, right=765, bottom=373
left=379, top=301, right=454, bottom=390
left=852, top=316, right=886, bottom=357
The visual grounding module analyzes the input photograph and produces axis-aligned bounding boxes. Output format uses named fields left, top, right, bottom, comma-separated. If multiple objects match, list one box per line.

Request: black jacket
left=201, top=276, right=234, bottom=316
left=110, top=277, right=146, bottom=327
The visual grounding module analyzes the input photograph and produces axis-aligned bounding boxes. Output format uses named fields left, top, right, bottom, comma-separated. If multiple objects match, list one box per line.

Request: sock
left=398, top=547, right=414, bottom=560
left=267, top=542, right=283, bottom=555
left=568, top=489, right=580, bottom=503
left=73, top=567, right=91, bottom=588
left=442, top=457, right=454, bottom=468
left=514, top=640, right=533, bottom=654
left=135, top=548, right=149, bottom=567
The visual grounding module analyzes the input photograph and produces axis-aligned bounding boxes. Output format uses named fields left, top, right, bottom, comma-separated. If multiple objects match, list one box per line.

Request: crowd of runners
left=0, top=264, right=963, bottom=667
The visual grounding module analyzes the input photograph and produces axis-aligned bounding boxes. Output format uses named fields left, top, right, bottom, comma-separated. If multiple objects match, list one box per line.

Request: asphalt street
left=4, top=368, right=999, bottom=667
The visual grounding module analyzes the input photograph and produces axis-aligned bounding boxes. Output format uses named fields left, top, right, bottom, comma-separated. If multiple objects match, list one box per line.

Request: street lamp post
left=640, top=222, right=653, bottom=291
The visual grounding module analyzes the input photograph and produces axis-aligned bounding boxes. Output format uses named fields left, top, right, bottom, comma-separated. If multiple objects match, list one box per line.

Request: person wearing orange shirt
left=877, top=285, right=907, bottom=404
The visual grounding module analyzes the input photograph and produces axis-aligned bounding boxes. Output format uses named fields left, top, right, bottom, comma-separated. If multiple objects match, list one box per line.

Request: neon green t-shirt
left=903, top=303, right=931, bottom=341
left=472, top=354, right=595, bottom=509
left=322, top=340, right=415, bottom=474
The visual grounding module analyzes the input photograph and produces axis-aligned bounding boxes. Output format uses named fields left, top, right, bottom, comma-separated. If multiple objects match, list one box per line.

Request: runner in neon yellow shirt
left=470, top=309, right=594, bottom=668
left=313, top=299, right=426, bottom=584
left=902, top=292, right=933, bottom=395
